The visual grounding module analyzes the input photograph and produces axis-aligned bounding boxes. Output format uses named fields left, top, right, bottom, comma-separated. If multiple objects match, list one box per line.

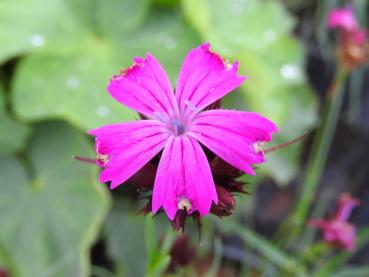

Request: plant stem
left=288, top=66, right=348, bottom=243
left=217, top=220, right=307, bottom=276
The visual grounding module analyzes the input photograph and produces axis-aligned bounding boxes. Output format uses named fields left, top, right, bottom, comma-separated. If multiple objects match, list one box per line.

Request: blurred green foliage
left=0, top=122, right=109, bottom=276
left=182, top=0, right=317, bottom=183
left=0, top=0, right=323, bottom=276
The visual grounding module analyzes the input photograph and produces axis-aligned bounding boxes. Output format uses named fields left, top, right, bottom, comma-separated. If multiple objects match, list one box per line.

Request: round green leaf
left=104, top=202, right=148, bottom=277
left=0, top=86, right=31, bottom=154
left=0, top=0, right=85, bottom=64
left=95, top=0, right=151, bottom=39
left=182, top=0, right=294, bottom=56
left=184, top=0, right=317, bottom=184
left=116, top=9, right=201, bottom=81
left=12, top=9, right=200, bottom=130
left=0, top=121, right=110, bottom=276
left=12, top=38, right=136, bottom=130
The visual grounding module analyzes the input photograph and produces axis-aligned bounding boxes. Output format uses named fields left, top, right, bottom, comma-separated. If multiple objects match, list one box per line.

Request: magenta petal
left=175, top=43, right=246, bottom=114
left=88, top=120, right=168, bottom=189
left=327, top=7, right=358, bottom=31
left=190, top=110, right=277, bottom=175
left=107, top=53, right=177, bottom=117
left=152, top=136, right=218, bottom=220
left=352, top=29, right=368, bottom=45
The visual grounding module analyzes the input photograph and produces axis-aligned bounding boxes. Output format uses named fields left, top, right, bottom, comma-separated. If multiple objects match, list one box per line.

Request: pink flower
left=88, top=43, right=277, bottom=220
left=327, top=7, right=367, bottom=45
left=310, top=193, right=359, bottom=252
left=327, top=7, right=359, bottom=31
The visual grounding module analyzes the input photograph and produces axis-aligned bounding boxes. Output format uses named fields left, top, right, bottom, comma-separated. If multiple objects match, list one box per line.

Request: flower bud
left=0, top=268, right=9, bottom=277
left=309, top=193, right=359, bottom=252
left=127, top=163, right=156, bottom=191
left=167, top=235, right=196, bottom=273
left=211, top=185, right=236, bottom=216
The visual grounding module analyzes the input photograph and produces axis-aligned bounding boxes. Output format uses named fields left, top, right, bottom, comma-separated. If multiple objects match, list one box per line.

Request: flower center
left=168, top=119, right=186, bottom=136
left=154, top=111, right=188, bottom=137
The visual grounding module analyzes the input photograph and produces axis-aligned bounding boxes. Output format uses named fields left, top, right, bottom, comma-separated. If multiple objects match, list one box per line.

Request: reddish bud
left=211, top=157, right=242, bottom=178
left=168, top=235, right=196, bottom=273
left=170, top=210, right=189, bottom=232
left=127, top=163, right=156, bottom=191
left=211, top=185, right=236, bottom=216
left=0, top=268, right=9, bottom=277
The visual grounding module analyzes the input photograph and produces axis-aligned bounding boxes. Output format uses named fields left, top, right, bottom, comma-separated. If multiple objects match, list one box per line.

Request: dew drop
left=159, top=32, right=177, bottom=49
left=280, top=64, right=303, bottom=82
left=30, top=34, right=45, bottom=47
left=66, top=76, right=80, bottom=90
left=230, top=0, right=246, bottom=16
left=96, top=105, right=110, bottom=118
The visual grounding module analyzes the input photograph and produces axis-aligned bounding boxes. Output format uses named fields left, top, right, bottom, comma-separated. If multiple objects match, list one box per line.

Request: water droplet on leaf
left=96, top=105, right=110, bottom=117
left=66, top=76, right=80, bottom=90
left=30, top=34, right=45, bottom=47
left=280, top=64, right=302, bottom=82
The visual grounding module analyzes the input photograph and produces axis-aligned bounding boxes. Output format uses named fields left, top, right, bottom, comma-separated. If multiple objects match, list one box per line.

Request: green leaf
left=183, top=0, right=318, bottom=185
left=0, top=121, right=110, bottom=276
left=215, top=218, right=307, bottom=276
left=116, top=9, right=201, bottom=81
left=0, top=86, right=31, bottom=154
left=95, top=0, right=152, bottom=39
left=333, top=267, right=369, bottom=277
left=12, top=38, right=136, bottom=130
left=104, top=202, right=148, bottom=277
left=12, top=6, right=199, bottom=130
left=258, top=85, right=318, bottom=184
left=182, top=0, right=294, bottom=56
left=0, top=0, right=84, bottom=64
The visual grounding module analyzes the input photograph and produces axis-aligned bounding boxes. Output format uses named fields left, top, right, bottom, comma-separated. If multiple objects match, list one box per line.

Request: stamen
left=184, top=100, right=199, bottom=113
left=97, top=153, right=109, bottom=165
left=178, top=197, right=192, bottom=211
left=223, top=59, right=233, bottom=70
left=172, top=119, right=185, bottom=136
left=264, top=133, right=309, bottom=154
left=153, top=111, right=168, bottom=124
left=73, top=155, right=97, bottom=165
left=253, top=141, right=265, bottom=153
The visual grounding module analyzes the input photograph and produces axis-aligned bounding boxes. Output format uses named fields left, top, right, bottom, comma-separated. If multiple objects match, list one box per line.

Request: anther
left=223, top=59, right=233, bottom=70
left=172, top=119, right=185, bottom=136
left=153, top=111, right=168, bottom=124
left=253, top=141, right=265, bottom=153
left=184, top=100, right=199, bottom=113
left=97, top=153, right=109, bottom=165
left=178, top=197, right=192, bottom=211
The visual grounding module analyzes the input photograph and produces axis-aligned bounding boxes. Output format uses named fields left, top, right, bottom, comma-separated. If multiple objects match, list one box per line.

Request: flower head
left=327, top=7, right=359, bottom=32
left=309, top=193, right=359, bottom=252
left=88, top=43, right=277, bottom=220
left=327, top=6, right=369, bottom=69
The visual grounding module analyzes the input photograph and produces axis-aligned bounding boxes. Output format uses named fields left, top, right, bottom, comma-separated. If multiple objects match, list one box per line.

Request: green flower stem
left=288, top=66, right=348, bottom=242
left=217, top=220, right=307, bottom=276
left=145, top=217, right=175, bottom=277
